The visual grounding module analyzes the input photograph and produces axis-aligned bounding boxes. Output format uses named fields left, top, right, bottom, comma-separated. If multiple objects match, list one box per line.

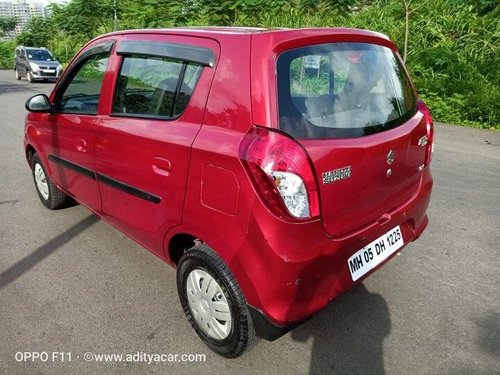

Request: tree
left=50, top=0, right=114, bottom=40
left=16, top=17, right=53, bottom=47
left=399, top=0, right=429, bottom=63
left=118, top=0, right=193, bottom=28
left=0, top=16, right=17, bottom=37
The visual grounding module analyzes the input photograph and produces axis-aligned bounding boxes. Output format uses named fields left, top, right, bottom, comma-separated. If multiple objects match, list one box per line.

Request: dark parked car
left=24, top=27, right=433, bottom=358
left=14, top=46, right=63, bottom=83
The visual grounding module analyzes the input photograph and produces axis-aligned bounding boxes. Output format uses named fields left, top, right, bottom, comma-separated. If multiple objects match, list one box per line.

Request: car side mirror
left=25, top=94, right=53, bottom=113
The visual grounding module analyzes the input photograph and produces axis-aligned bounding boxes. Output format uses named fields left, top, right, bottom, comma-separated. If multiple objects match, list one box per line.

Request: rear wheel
left=31, top=153, right=68, bottom=209
left=177, top=244, right=256, bottom=358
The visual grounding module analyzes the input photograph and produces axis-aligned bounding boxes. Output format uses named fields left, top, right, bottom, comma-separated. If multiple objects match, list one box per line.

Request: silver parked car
left=14, top=46, right=63, bottom=83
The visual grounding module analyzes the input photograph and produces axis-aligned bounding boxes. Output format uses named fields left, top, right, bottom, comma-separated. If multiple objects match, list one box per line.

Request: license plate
left=348, top=226, right=404, bottom=282
left=43, top=69, right=55, bottom=73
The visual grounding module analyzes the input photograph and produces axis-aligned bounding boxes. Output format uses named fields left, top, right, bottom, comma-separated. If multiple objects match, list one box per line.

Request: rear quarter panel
left=169, top=33, right=255, bottom=263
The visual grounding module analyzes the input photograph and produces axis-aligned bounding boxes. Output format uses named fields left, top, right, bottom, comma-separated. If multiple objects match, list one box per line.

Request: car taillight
left=417, top=100, right=434, bottom=166
left=239, top=126, right=320, bottom=221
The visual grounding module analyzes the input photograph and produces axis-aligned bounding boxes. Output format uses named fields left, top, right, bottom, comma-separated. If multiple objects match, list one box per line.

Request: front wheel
left=14, top=68, right=20, bottom=80
left=27, top=71, right=34, bottom=83
left=31, top=153, right=68, bottom=209
left=177, top=244, right=256, bottom=358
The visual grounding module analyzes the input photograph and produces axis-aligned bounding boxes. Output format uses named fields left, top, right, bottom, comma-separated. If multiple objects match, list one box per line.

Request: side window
left=112, top=55, right=203, bottom=119
left=174, top=63, right=202, bottom=117
left=57, top=53, right=109, bottom=115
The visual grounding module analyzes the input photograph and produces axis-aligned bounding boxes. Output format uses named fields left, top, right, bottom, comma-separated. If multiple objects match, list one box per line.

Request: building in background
left=0, top=0, right=46, bottom=39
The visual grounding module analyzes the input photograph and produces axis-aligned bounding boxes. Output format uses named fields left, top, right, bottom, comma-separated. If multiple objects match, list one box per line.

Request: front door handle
left=152, top=157, right=172, bottom=176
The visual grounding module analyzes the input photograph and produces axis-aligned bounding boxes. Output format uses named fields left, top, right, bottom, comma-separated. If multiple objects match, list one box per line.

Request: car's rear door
left=276, top=41, right=430, bottom=237
left=95, top=34, right=219, bottom=256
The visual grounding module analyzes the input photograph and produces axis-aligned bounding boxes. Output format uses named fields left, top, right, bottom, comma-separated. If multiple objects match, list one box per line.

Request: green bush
left=0, top=39, right=16, bottom=69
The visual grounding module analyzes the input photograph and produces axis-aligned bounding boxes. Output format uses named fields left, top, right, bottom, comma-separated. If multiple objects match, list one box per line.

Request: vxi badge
left=322, top=166, right=351, bottom=184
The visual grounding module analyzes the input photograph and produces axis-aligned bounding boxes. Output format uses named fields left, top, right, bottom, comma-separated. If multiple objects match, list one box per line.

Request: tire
left=31, top=153, right=68, bottom=209
left=27, top=70, right=34, bottom=83
left=15, top=68, right=20, bottom=80
left=177, top=244, right=257, bottom=358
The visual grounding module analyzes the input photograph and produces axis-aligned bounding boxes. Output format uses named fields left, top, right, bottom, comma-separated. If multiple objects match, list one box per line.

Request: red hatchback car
left=24, top=27, right=433, bottom=357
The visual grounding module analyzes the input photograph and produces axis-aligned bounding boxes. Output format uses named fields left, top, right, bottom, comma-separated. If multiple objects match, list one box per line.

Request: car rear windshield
left=277, top=42, right=417, bottom=139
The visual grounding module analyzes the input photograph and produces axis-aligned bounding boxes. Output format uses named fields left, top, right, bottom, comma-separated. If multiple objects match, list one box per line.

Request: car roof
left=99, top=26, right=390, bottom=41
left=84, top=27, right=395, bottom=63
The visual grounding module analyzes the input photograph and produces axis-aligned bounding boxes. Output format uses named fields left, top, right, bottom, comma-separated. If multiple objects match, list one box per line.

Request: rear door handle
left=152, top=157, right=172, bottom=176
left=76, top=139, right=87, bottom=152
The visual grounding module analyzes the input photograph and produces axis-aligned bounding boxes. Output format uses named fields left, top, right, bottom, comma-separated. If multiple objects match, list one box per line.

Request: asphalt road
left=0, top=69, right=499, bottom=375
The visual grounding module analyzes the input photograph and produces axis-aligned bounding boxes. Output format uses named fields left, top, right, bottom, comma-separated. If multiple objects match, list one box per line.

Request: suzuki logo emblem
left=387, top=150, right=395, bottom=165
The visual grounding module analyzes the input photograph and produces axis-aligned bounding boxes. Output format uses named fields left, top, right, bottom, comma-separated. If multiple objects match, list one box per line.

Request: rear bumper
left=247, top=305, right=306, bottom=341
left=231, top=168, right=432, bottom=339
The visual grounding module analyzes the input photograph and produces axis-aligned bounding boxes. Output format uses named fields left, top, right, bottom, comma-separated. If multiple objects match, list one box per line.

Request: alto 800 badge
left=322, top=166, right=351, bottom=184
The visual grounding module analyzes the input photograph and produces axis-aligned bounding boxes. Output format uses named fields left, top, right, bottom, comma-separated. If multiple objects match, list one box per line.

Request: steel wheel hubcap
left=34, top=163, right=49, bottom=200
left=186, top=269, right=232, bottom=340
